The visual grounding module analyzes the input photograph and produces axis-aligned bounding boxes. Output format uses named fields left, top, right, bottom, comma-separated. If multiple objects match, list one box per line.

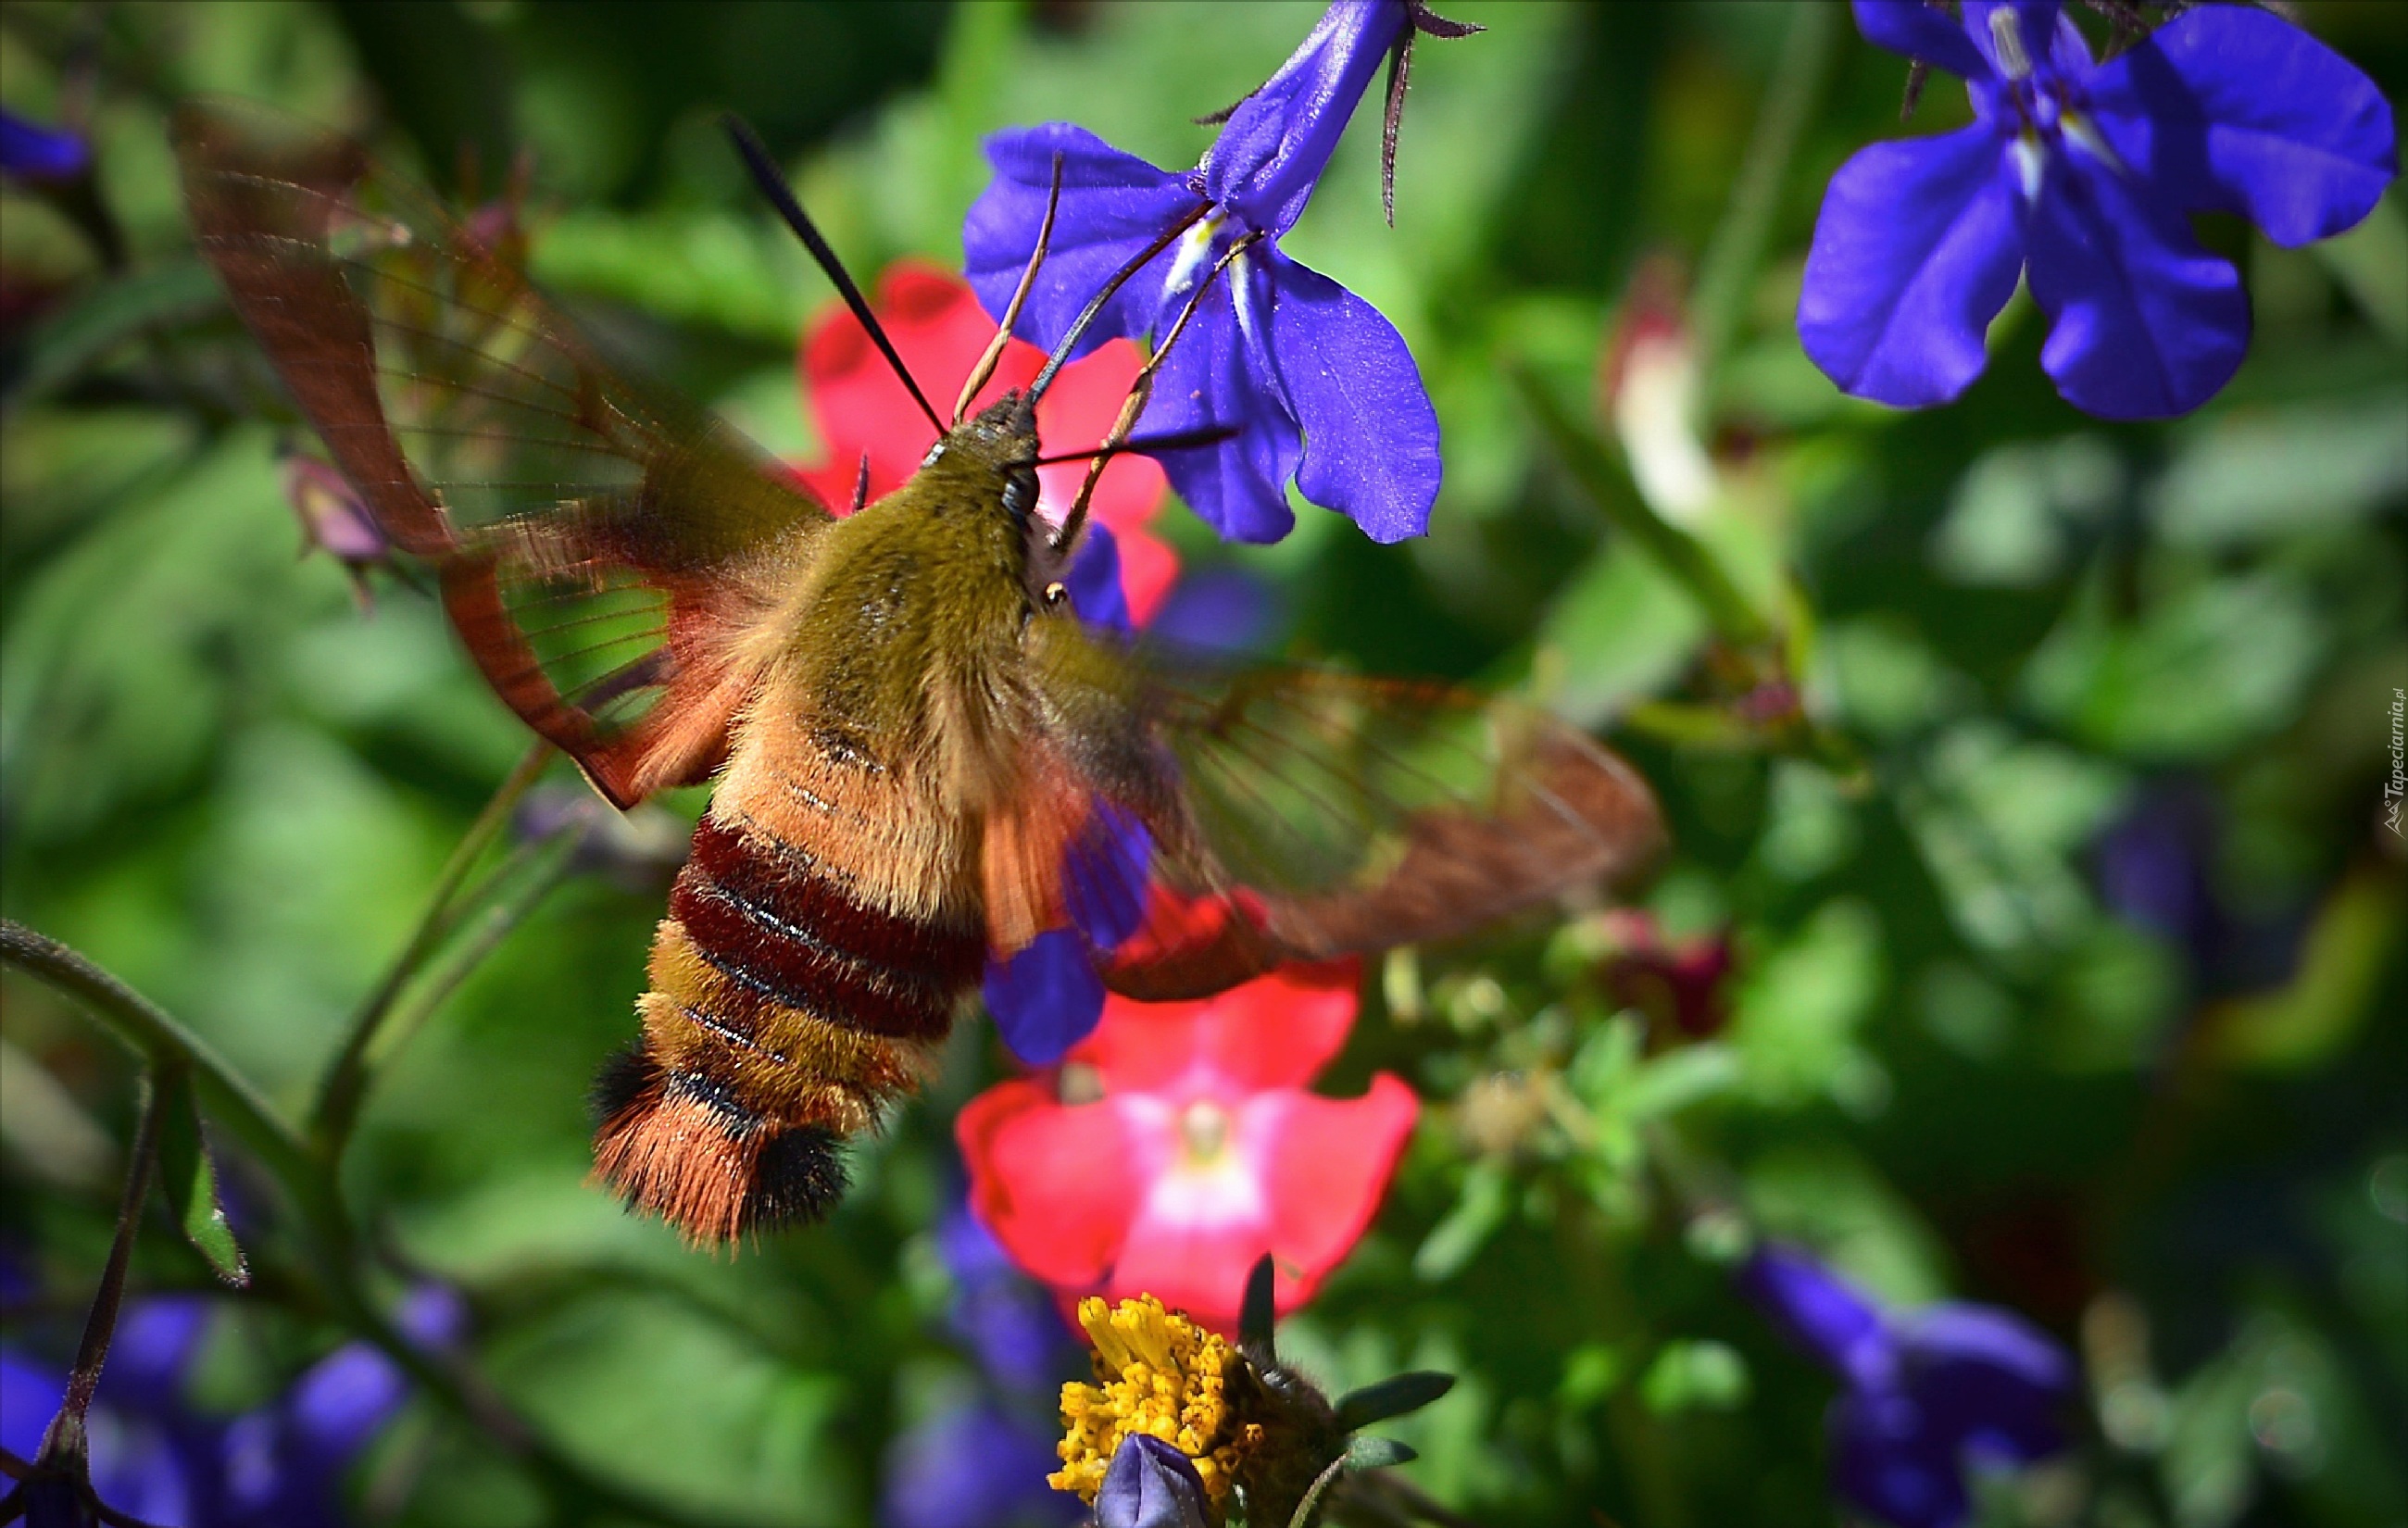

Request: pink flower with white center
left=955, top=961, right=1419, bottom=1328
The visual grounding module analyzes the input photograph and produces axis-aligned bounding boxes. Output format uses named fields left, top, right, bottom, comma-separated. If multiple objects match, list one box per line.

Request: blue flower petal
left=963, top=124, right=1204, bottom=360
left=938, top=1204, right=1075, bottom=1396
left=1850, top=0, right=1990, bottom=81
left=2024, top=154, right=2247, bottom=419
left=0, top=109, right=91, bottom=181
left=882, top=1402, right=1074, bottom=1528
left=1150, top=566, right=1286, bottom=654
left=284, top=1344, right=407, bottom=1464
left=984, top=929, right=1106, bottom=1065
left=1799, top=125, right=2025, bottom=408
left=2086, top=6, right=2397, bottom=249
left=85, top=1409, right=195, bottom=1528
left=1738, top=1246, right=1895, bottom=1390
left=1901, top=1303, right=2073, bottom=1465
left=102, top=1297, right=208, bottom=1405
left=1828, top=1388, right=1971, bottom=1528
left=1144, top=290, right=1304, bottom=543
left=2, top=1351, right=65, bottom=1459
left=1064, top=802, right=1150, bottom=952
left=1262, top=248, right=1440, bottom=543
left=1205, top=0, right=1408, bottom=235
left=1097, top=1435, right=1213, bottom=1528
left=1066, top=520, right=1134, bottom=636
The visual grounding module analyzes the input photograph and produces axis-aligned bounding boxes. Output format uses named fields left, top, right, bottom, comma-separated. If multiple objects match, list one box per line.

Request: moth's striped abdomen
left=592, top=733, right=985, bottom=1243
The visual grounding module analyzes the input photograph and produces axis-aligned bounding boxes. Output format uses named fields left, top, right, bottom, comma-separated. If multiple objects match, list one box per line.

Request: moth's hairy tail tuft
left=589, top=1046, right=850, bottom=1246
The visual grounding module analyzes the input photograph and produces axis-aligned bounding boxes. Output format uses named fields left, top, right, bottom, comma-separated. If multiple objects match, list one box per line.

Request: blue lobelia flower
left=935, top=1199, right=1078, bottom=1400
left=0, top=107, right=91, bottom=182
left=877, top=1196, right=1079, bottom=1528
left=981, top=522, right=1154, bottom=1064
left=1800, top=0, right=2396, bottom=420
left=1739, top=1245, right=2075, bottom=1528
left=880, top=1402, right=1074, bottom=1528
left=0, top=1287, right=462, bottom=1528
left=962, top=1, right=1474, bottom=545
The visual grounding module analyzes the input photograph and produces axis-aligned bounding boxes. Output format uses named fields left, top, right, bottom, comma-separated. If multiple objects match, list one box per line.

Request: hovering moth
left=173, top=102, right=1664, bottom=1245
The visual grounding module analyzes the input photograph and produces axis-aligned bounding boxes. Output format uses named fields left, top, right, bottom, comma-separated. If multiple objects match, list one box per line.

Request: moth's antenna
left=957, top=153, right=1063, bottom=424
left=1031, top=423, right=1239, bottom=465
left=1050, top=232, right=1257, bottom=553
left=1025, top=201, right=1210, bottom=408
left=722, top=113, right=945, bottom=437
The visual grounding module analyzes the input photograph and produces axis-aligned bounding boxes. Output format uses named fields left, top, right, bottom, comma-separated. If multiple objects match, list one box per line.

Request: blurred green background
left=2, top=2, right=2402, bottom=1525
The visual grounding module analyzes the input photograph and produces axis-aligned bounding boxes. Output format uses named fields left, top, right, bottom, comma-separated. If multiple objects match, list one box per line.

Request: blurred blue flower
left=877, top=1197, right=1078, bottom=1528
left=936, top=1200, right=1077, bottom=1399
left=1097, top=1436, right=1210, bottom=1528
left=881, top=1402, right=1072, bottom=1528
left=983, top=524, right=1153, bottom=1064
left=0, top=108, right=90, bottom=182
left=1739, top=1244, right=2074, bottom=1528
left=0, top=1287, right=463, bottom=1528
left=962, top=1, right=1471, bottom=545
left=1148, top=565, right=1286, bottom=656
left=1801, top=0, right=2396, bottom=418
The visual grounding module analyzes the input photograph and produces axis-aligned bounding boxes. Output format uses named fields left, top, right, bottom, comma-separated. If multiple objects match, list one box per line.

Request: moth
left=174, top=102, right=1664, bottom=1245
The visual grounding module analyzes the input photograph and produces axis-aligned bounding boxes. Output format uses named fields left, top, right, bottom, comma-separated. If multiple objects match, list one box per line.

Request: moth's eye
left=1001, top=468, right=1037, bottom=521
left=922, top=442, right=947, bottom=468
left=1042, top=581, right=1069, bottom=607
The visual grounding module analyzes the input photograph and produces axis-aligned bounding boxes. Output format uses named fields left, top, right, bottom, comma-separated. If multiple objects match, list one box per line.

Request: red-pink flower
left=956, top=962, right=1419, bottom=1328
left=795, top=258, right=1177, bottom=621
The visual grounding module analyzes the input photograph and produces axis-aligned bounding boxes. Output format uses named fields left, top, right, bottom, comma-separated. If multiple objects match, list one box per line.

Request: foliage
left=1, top=4, right=2402, bottom=1527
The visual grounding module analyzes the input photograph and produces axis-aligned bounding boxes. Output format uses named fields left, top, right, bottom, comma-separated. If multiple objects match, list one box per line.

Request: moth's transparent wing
left=174, top=100, right=829, bottom=805
left=1013, top=624, right=1665, bottom=999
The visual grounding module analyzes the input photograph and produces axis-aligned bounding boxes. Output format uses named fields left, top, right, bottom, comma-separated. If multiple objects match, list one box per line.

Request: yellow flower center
left=1050, top=1294, right=1264, bottom=1508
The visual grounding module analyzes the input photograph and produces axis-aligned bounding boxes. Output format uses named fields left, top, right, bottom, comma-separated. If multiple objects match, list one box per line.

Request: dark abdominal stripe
left=672, top=814, right=982, bottom=1041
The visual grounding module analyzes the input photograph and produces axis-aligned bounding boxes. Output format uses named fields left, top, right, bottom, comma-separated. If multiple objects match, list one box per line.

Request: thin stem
left=0, top=921, right=313, bottom=1192
left=313, top=742, right=552, bottom=1151
left=1688, top=0, right=1839, bottom=401
left=38, top=1071, right=167, bottom=1468
left=360, top=832, right=587, bottom=1081
left=0, top=924, right=771, bottom=1528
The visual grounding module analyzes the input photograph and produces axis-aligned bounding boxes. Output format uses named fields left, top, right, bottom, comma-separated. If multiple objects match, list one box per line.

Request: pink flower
left=282, top=451, right=387, bottom=608
left=956, top=962, right=1419, bottom=1328
left=795, top=258, right=1177, bottom=621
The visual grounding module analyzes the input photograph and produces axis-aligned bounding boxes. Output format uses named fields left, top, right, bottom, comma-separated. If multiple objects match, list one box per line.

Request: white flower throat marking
left=1179, top=1100, right=1231, bottom=1162
left=1165, top=211, right=1227, bottom=301
left=1988, top=6, right=2126, bottom=202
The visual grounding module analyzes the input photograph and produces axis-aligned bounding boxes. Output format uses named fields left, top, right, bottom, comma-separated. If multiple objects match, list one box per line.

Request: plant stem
left=359, top=831, right=587, bottom=1083
left=37, top=1071, right=167, bottom=1471
left=1, top=923, right=773, bottom=1528
left=312, top=742, right=553, bottom=1152
left=1689, top=0, right=1840, bottom=399
left=0, top=921, right=313, bottom=1193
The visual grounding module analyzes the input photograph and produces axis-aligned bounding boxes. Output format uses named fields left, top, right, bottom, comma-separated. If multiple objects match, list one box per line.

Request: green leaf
left=1344, top=1436, right=1418, bottom=1470
left=1638, top=1339, right=1750, bottom=1415
left=11, top=259, right=222, bottom=405
left=155, top=1065, right=248, bottom=1287
left=1335, top=1371, right=1456, bottom=1432
left=1413, top=1159, right=1511, bottom=1283
left=1239, top=1252, right=1279, bottom=1359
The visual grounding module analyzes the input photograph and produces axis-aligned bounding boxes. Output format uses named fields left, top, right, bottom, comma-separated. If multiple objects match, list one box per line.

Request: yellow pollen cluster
left=1051, top=1294, right=1264, bottom=1506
